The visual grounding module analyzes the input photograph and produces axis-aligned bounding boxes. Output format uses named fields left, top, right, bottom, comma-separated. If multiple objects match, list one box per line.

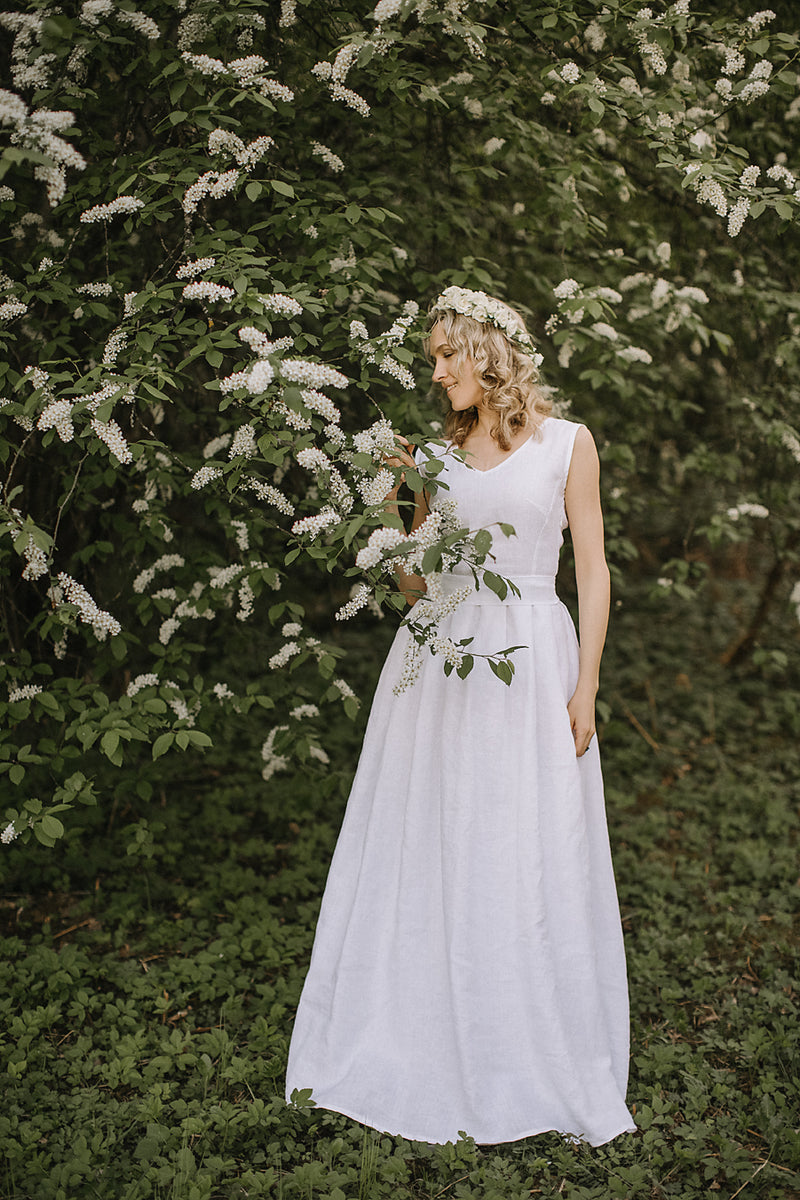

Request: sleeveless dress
left=285, top=417, right=636, bottom=1147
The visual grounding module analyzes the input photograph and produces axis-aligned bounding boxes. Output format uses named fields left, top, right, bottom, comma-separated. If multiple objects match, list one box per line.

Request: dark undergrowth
left=1, top=579, right=799, bottom=1200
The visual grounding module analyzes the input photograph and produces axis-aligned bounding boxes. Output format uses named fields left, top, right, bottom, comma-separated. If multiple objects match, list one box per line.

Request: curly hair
left=425, top=302, right=551, bottom=451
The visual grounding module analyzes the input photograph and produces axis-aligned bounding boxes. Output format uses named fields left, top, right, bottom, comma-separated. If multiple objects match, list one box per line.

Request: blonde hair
left=425, top=302, right=551, bottom=451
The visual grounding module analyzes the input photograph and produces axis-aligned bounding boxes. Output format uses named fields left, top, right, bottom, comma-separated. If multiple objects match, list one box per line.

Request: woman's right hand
left=382, top=434, right=416, bottom=480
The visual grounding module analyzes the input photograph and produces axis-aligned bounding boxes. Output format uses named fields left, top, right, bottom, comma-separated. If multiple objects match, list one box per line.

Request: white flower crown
left=433, top=286, right=544, bottom=367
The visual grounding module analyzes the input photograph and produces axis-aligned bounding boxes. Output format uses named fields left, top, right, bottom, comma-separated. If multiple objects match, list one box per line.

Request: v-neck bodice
left=417, top=417, right=582, bottom=581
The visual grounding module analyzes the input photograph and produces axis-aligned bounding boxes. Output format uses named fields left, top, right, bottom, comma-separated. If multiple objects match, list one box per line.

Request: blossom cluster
left=208, top=128, right=275, bottom=168
left=0, top=88, right=86, bottom=205
left=80, top=195, right=144, bottom=223
left=176, top=257, right=216, bottom=279
left=79, top=1, right=160, bottom=39
left=181, top=51, right=295, bottom=104
left=311, top=141, right=345, bottom=173
left=281, top=359, right=349, bottom=390
left=726, top=502, right=769, bottom=520
left=292, top=506, right=339, bottom=539
left=55, top=572, right=121, bottom=639
left=8, top=682, right=43, bottom=702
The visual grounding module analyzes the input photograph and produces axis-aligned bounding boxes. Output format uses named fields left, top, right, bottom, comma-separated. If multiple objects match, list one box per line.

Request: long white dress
left=285, top=417, right=636, bottom=1147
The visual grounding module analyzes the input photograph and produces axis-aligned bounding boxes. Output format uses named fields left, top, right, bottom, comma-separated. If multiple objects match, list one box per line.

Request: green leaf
left=40, top=814, right=65, bottom=839
left=483, top=571, right=507, bottom=600
left=270, top=179, right=295, bottom=197
left=152, top=732, right=174, bottom=760
left=489, top=659, right=513, bottom=685
left=473, top=529, right=492, bottom=558
left=245, top=181, right=262, bottom=202
left=101, top=730, right=120, bottom=760
left=422, top=545, right=442, bottom=574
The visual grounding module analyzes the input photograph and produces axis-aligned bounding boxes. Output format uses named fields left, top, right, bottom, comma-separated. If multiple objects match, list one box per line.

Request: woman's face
left=429, top=321, right=484, bottom=411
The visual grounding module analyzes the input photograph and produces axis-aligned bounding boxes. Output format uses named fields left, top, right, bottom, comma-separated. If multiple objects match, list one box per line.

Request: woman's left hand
left=567, top=685, right=597, bottom=757
left=382, top=434, right=416, bottom=479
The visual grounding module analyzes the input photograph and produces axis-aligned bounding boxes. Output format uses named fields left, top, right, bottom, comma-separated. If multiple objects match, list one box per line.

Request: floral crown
left=432, top=285, right=544, bottom=367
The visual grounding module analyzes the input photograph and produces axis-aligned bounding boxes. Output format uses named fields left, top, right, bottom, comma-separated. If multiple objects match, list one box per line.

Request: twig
left=618, top=698, right=661, bottom=752
left=54, top=918, right=93, bottom=939
left=431, top=1175, right=471, bottom=1198
left=728, top=1156, right=770, bottom=1200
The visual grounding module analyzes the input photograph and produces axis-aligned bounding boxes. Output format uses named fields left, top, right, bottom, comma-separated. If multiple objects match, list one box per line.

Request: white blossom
left=259, top=293, right=303, bottom=317
left=592, top=321, right=619, bottom=341
left=379, top=355, right=416, bottom=389
left=616, top=346, right=653, bottom=364
left=176, top=257, right=216, bottom=279
left=329, top=82, right=370, bottom=117
left=335, top=583, right=373, bottom=621
left=727, top=502, right=769, bottom=520
left=333, top=677, right=358, bottom=704
left=727, top=197, right=750, bottom=237
left=359, top=467, right=394, bottom=506
left=57, top=572, right=121, bottom=639
left=182, top=281, right=235, bottom=303
left=76, top=281, right=114, bottom=296
left=236, top=578, right=255, bottom=621
left=229, top=424, right=258, bottom=459
left=585, top=20, right=606, bottom=50
left=554, top=278, right=581, bottom=300
left=739, top=164, right=761, bottom=187
left=91, top=417, right=132, bottom=464
left=182, top=169, right=240, bottom=215
left=355, top=525, right=405, bottom=569
left=1, top=821, right=19, bottom=844
left=0, top=299, right=28, bottom=321
left=202, top=433, right=232, bottom=458
left=8, top=683, right=43, bottom=702
left=311, top=141, right=345, bottom=172
left=127, top=673, right=160, bottom=696
left=37, top=398, right=74, bottom=442
left=80, top=195, right=144, bottom=223
left=279, top=0, right=296, bottom=26
left=371, top=0, right=402, bottom=20
left=21, top=533, right=48, bottom=580
left=244, top=477, right=295, bottom=516
left=269, top=641, right=300, bottom=669
left=281, top=359, right=349, bottom=390
left=191, top=464, right=222, bottom=490
left=766, top=163, right=795, bottom=188
left=292, top=507, right=339, bottom=539
left=561, top=61, right=580, bottom=84
left=102, top=329, right=128, bottom=366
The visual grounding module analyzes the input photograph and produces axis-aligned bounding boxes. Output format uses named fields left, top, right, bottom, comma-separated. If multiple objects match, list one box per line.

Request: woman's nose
left=432, top=360, right=447, bottom=382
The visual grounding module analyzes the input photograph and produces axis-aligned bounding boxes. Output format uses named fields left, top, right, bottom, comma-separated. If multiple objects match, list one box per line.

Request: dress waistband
left=438, top=572, right=559, bottom=606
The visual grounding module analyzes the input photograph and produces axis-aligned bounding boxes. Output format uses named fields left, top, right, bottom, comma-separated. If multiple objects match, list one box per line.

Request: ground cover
left=1, top=584, right=798, bottom=1200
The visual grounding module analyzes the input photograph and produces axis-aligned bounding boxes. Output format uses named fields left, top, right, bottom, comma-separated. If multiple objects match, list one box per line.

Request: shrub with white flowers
left=0, top=0, right=798, bottom=849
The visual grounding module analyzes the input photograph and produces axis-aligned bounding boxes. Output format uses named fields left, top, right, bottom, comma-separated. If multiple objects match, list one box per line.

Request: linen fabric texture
left=285, top=417, right=636, bottom=1147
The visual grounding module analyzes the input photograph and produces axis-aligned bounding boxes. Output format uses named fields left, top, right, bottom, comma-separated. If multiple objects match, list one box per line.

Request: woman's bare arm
left=564, top=425, right=611, bottom=757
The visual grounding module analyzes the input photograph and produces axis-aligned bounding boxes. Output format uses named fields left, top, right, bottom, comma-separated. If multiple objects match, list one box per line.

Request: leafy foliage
left=1, top=0, right=799, bottom=842
left=1, top=588, right=799, bottom=1198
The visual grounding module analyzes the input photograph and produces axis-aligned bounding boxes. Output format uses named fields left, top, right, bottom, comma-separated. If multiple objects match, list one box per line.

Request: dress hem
left=287, top=1094, right=637, bottom=1149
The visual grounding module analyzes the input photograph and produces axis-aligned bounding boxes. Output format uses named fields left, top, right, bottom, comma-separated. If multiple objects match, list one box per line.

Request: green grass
left=1, top=585, right=799, bottom=1200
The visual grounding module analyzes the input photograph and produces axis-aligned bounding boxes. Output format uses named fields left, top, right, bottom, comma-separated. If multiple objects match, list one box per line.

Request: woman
left=285, top=287, right=636, bottom=1147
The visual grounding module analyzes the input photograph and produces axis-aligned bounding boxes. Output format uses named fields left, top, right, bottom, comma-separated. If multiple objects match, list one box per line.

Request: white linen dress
left=285, top=416, right=636, bottom=1147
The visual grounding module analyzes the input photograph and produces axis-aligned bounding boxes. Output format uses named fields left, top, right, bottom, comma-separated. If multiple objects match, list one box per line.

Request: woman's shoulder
left=539, top=414, right=590, bottom=445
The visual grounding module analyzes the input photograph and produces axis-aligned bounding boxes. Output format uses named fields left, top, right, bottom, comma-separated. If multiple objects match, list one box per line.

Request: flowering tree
left=1, top=0, right=798, bottom=848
